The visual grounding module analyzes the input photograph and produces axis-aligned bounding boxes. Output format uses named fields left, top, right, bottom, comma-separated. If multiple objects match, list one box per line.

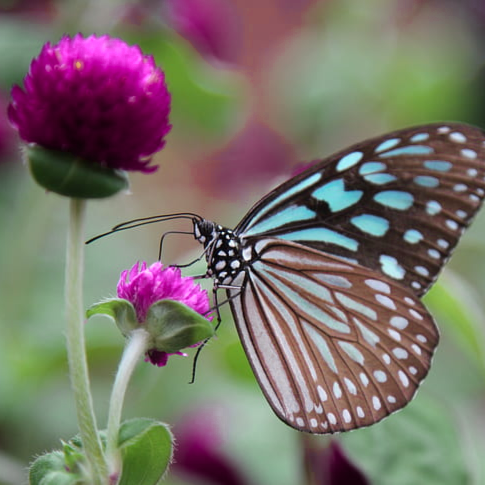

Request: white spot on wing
left=342, top=409, right=352, bottom=423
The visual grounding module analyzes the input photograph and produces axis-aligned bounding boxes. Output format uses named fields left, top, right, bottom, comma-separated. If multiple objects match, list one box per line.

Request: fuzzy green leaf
left=146, top=299, right=214, bottom=352
left=29, top=451, right=82, bottom=485
left=86, top=299, right=138, bottom=336
left=27, top=145, right=129, bottom=199
left=118, top=418, right=173, bottom=485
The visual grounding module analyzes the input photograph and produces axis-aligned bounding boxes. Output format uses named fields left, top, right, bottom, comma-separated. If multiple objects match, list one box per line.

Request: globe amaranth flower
left=8, top=34, right=171, bottom=174
left=117, top=261, right=213, bottom=366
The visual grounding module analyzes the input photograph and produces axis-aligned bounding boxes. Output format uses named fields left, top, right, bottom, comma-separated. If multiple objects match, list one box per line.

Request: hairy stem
left=65, top=198, right=107, bottom=483
left=105, top=328, right=150, bottom=478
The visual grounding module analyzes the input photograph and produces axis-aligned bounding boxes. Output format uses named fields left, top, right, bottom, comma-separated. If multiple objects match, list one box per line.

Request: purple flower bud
left=8, top=34, right=171, bottom=173
left=116, top=262, right=212, bottom=366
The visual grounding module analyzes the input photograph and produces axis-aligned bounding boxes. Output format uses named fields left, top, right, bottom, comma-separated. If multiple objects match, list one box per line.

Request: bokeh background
left=1, top=0, right=485, bottom=484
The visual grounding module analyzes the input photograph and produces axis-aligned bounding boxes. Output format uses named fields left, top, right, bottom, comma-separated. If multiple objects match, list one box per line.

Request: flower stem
left=106, top=328, right=150, bottom=477
left=65, top=198, right=107, bottom=483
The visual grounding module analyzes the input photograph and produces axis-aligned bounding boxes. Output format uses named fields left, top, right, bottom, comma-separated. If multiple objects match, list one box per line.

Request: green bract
left=87, top=298, right=214, bottom=353
left=27, top=145, right=129, bottom=198
left=29, top=420, right=173, bottom=485
left=118, top=418, right=173, bottom=485
left=29, top=448, right=83, bottom=485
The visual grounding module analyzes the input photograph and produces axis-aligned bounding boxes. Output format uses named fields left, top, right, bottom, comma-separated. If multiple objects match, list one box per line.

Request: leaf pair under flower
left=88, top=262, right=214, bottom=367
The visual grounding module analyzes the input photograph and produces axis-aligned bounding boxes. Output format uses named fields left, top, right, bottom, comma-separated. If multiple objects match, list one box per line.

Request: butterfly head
left=193, top=218, right=244, bottom=285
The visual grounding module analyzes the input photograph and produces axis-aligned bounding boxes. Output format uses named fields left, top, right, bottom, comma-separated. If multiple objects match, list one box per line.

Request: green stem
left=65, top=198, right=107, bottom=483
left=106, top=328, right=150, bottom=477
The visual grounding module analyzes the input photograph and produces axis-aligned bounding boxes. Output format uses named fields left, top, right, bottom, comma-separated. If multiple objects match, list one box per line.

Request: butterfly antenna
left=86, top=212, right=203, bottom=244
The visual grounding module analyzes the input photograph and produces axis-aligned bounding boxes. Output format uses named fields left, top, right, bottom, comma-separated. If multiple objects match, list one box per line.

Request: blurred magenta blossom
left=304, top=440, right=369, bottom=485
left=0, top=92, right=17, bottom=162
left=173, top=407, right=250, bottom=485
left=8, top=34, right=171, bottom=173
left=117, top=261, right=212, bottom=366
left=164, top=0, right=241, bottom=65
left=0, top=0, right=56, bottom=18
left=196, top=119, right=297, bottom=196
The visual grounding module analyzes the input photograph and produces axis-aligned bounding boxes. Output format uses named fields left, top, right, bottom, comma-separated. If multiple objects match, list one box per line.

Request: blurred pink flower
left=173, top=407, right=251, bottom=485
left=304, top=440, right=369, bottom=485
left=164, top=0, right=242, bottom=65
left=196, top=120, right=297, bottom=196
left=0, top=0, right=56, bottom=19
left=0, top=92, right=17, bottom=162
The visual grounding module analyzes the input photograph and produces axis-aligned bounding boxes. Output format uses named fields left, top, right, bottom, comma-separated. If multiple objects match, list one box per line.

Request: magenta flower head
left=88, top=261, right=214, bottom=367
left=8, top=34, right=171, bottom=198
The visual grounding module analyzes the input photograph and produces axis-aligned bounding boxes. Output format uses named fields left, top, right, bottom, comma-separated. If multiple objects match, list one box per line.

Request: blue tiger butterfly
left=100, top=122, right=485, bottom=434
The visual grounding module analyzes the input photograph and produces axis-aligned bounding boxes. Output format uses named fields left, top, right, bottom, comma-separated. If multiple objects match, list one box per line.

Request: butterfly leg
left=158, top=230, right=194, bottom=260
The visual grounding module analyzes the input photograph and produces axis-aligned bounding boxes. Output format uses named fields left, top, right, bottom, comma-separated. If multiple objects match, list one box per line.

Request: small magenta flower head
left=8, top=34, right=171, bottom=198
left=88, top=262, right=214, bottom=366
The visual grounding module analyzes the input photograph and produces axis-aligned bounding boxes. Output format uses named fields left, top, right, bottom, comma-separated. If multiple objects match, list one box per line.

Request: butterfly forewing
left=227, top=239, right=438, bottom=433
left=235, top=123, right=485, bottom=296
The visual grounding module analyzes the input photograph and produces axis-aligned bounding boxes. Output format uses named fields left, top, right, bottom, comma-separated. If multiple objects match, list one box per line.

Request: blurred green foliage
left=1, top=0, right=485, bottom=484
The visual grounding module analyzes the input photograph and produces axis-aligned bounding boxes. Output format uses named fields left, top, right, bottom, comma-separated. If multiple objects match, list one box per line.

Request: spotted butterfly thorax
left=191, top=122, right=485, bottom=434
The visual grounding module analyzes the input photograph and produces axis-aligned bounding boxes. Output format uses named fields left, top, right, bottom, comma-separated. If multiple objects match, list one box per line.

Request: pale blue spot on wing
left=363, top=173, right=397, bottom=185
left=279, top=228, right=359, bottom=251
left=423, top=160, right=452, bottom=172
left=336, top=151, right=363, bottom=172
left=359, top=162, right=386, bottom=175
left=375, top=138, right=400, bottom=153
left=354, top=318, right=380, bottom=347
left=338, top=341, right=365, bottom=365
left=264, top=266, right=333, bottom=304
left=378, top=145, right=434, bottom=157
left=410, top=133, right=430, bottom=142
left=253, top=261, right=351, bottom=333
left=303, top=322, right=338, bottom=373
left=312, top=178, right=363, bottom=212
left=403, top=229, right=423, bottom=244
left=350, top=214, right=389, bottom=236
left=426, top=200, right=441, bottom=215
left=244, top=205, right=316, bottom=237
left=335, top=292, right=377, bottom=320
left=245, top=172, right=322, bottom=230
left=379, top=255, right=405, bottom=280
left=374, top=191, right=414, bottom=210
left=414, top=175, right=439, bottom=188
left=314, top=274, right=352, bottom=288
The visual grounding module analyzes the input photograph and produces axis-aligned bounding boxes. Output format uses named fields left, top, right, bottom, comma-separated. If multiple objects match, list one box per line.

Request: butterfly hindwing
left=235, top=123, right=485, bottom=296
left=227, top=239, right=438, bottom=433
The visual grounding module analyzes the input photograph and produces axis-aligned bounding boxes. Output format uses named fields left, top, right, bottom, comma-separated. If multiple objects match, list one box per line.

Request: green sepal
left=26, top=144, right=129, bottom=198
left=61, top=440, right=85, bottom=475
left=117, top=418, right=173, bottom=485
left=86, top=299, right=138, bottom=337
left=145, top=299, right=214, bottom=353
left=29, top=450, right=83, bottom=485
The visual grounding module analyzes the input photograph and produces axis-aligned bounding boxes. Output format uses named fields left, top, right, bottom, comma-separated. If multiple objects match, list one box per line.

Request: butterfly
left=98, top=122, right=485, bottom=434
